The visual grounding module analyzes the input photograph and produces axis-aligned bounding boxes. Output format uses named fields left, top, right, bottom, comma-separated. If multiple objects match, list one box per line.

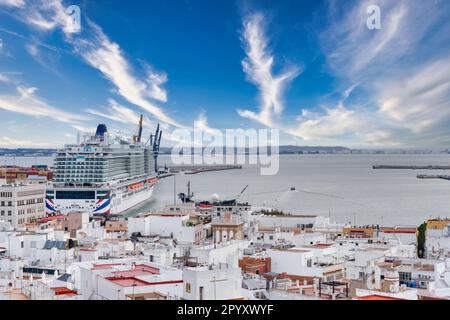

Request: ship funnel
left=95, top=124, right=108, bottom=137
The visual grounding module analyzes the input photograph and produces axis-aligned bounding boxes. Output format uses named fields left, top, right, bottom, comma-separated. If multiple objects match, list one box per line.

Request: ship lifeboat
left=146, top=177, right=159, bottom=184
left=198, top=203, right=214, bottom=209
left=128, top=182, right=144, bottom=190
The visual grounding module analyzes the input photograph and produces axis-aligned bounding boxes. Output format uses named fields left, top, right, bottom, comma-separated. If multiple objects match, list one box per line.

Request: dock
left=158, top=165, right=242, bottom=178
left=373, top=165, right=450, bottom=170
left=417, top=174, right=450, bottom=180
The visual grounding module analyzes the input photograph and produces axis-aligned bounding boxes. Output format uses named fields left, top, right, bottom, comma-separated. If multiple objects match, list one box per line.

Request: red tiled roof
left=113, top=265, right=160, bottom=277
left=51, top=287, right=78, bottom=296
left=382, top=228, right=416, bottom=234
left=39, top=215, right=65, bottom=223
left=313, top=243, right=333, bottom=248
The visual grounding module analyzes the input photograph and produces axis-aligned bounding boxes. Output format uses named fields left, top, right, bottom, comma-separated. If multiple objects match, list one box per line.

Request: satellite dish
left=211, top=194, right=220, bottom=202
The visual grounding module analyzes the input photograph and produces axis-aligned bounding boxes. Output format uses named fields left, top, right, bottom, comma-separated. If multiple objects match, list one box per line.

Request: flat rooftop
left=105, top=277, right=182, bottom=287
left=356, top=294, right=406, bottom=301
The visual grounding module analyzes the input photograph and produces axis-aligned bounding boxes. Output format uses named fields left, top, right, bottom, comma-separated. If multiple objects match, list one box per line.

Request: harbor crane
left=147, top=123, right=163, bottom=174
left=132, top=114, right=144, bottom=144
left=235, top=185, right=249, bottom=202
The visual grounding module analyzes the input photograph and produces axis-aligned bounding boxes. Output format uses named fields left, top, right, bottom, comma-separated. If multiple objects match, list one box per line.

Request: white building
left=0, top=184, right=46, bottom=227
left=426, top=223, right=450, bottom=259
left=378, top=227, right=417, bottom=246
left=426, top=258, right=450, bottom=298
left=188, top=240, right=248, bottom=266
left=128, top=207, right=206, bottom=245
left=255, top=214, right=318, bottom=230
left=266, top=247, right=344, bottom=282
left=77, top=259, right=183, bottom=300
left=183, top=263, right=243, bottom=300
left=253, top=226, right=326, bottom=247
left=0, top=229, right=70, bottom=261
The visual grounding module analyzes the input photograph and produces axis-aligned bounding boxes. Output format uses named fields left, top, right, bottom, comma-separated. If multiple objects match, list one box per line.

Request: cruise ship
left=45, top=116, right=162, bottom=215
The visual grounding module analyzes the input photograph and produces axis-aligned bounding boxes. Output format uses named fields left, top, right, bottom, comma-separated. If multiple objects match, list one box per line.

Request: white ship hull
left=46, top=178, right=158, bottom=215
left=113, top=184, right=154, bottom=213
left=48, top=121, right=162, bottom=216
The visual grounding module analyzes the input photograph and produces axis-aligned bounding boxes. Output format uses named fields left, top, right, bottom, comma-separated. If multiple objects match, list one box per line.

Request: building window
left=185, top=283, right=191, bottom=293
left=399, top=272, right=412, bottom=282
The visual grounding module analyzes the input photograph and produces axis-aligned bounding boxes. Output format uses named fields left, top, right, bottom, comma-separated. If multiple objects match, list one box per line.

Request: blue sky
left=0, top=0, right=449, bottom=148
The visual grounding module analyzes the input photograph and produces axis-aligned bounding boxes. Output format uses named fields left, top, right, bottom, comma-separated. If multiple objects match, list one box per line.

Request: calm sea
left=2, top=154, right=450, bottom=226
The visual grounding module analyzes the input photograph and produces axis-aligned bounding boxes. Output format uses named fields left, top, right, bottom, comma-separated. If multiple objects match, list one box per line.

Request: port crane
left=235, top=185, right=249, bottom=202
left=147, top=123, right=162, bottom=174
left=131, top=114, right=163, bottom=174
left=132, top=115, right=144, bottom=144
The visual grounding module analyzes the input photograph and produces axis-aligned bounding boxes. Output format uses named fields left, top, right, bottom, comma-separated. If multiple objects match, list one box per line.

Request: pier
left=417, top=174, right=450, bottom=180
left=373, top=165, right=450, bottom=170
left=159, top=164, right=242, bottom=177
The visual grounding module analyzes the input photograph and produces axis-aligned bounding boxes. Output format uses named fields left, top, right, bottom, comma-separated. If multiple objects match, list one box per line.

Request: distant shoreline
left=1, top=146, right=450, bottom=157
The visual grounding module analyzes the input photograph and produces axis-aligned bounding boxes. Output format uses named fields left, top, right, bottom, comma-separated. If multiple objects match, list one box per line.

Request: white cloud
left=144, top=66, right=168, bottom=103
left=237, top=12, right=300, bottom=127
left=194, top=112, right=222, bottom=136
left=318, top=0, right=450, bottom=146
left=0, top=0, right=67, bottom=33
left=287, top=104, right=365, bottom=142
left=25, top=41, right=62, bottom=75
left=364, top=130, right=399, bottom=146
left=0, top=136, right=54, bottom=148
left=0, top=0, right=24, bottom=8
left=71, top=124, right=94, bottom=134
left=319, top=0, right=436, bottom=80
left=86, top=99, right=143, bottom=125
left=0, top=73, right=9, bottom=83
left=1, top=0, right=180, bottom=128
left=377, top=57, right=450, bottom=134
left=68, top=22, right=180, bottom=127
left=0, top=85, right=87, bottom=123
left=9, top=0, right=74, bottom=35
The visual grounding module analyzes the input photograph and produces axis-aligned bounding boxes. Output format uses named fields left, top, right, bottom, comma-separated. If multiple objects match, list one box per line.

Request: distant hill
left=1, top=146, right=446, bottom=156
left=278, top=145, right=351, bottom=154
left=0, top=148, right=57, bottom=156
left=159, top=145, right=351, bottom=154
left=0, top=146, right=350, bottom=156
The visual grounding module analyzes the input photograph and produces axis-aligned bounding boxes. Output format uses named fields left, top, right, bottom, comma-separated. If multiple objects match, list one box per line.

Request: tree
left=417, top=222, right=427, bottom=258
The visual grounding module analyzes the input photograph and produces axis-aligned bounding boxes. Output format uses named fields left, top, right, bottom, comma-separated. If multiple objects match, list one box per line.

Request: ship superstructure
left=46, top=117, right=162, bottom=215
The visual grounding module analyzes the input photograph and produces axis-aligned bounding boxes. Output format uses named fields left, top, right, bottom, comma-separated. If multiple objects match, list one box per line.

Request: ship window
left=56, top=191, right=95, bottom=200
